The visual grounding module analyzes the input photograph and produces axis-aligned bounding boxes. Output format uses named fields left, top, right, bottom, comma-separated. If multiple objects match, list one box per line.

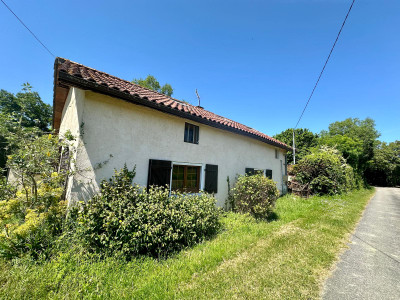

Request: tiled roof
left=54, top=58, right=290, bottom=150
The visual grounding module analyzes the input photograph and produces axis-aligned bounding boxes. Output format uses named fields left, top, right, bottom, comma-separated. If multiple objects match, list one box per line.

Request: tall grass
left=0, top=188, right=374, bottom=299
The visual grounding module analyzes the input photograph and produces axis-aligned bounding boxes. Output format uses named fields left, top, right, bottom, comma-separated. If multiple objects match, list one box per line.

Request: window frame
left=170, top=162, right=203, bottom=193
left=184, top=122, right=199, bottom=144
left=275, top=149, right=279, bottom=159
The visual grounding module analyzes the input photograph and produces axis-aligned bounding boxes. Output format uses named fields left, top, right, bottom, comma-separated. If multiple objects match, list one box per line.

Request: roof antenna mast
left=195, top=89, right=202, bottom=108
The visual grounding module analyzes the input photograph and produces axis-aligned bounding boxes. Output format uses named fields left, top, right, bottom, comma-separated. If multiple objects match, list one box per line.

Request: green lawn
left=0, top=188, right=374, bottom=299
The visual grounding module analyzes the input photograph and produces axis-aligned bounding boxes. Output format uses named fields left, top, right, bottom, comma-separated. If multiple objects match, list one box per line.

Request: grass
left=0, top=188, right=375, bottom=299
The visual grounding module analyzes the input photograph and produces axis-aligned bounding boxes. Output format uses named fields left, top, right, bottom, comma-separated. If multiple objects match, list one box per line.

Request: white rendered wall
left=60, top=88, right=287, bottom=206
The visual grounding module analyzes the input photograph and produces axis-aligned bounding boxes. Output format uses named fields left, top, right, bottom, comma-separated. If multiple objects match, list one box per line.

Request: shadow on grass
left=266, top=212, right=279, bottom=222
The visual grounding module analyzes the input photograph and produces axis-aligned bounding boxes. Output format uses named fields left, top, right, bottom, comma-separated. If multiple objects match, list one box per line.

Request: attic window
left=184, top=123, right=199, bottom=144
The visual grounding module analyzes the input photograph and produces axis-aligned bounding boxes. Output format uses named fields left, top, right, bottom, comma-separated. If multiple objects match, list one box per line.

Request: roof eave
left=56, top=70, right=291, bottom=151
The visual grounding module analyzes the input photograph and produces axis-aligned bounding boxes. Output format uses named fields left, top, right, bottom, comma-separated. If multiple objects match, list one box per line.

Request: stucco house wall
left=59, top=87, right=288, bottom=207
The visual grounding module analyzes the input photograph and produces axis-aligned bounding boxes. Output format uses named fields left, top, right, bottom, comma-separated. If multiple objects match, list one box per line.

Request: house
left=53, top=58, right=291, bottom=206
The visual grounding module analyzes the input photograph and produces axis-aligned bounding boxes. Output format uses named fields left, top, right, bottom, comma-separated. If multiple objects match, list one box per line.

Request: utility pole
left=292, top=129, right=296, bottom=165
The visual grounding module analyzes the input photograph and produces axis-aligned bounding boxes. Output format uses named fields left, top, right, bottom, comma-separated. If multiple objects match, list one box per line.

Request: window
left=245, top=168, right=265, bottom=176
left=275, top=149, right=279, bottom=159
left=172, top=165, right=201, bottom=193
left=184, top=123, right=199, bottom=144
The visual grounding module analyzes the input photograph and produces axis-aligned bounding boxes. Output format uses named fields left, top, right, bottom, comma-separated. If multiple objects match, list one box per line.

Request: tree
left=273, top=128, right=319, bottom=164
left=132, top=75, right=174, bottom=97
left=325, top=118, right=380, bottom=174
left=318, top=134, right=363, bottom=171
left=0, top=83, right=52, bottom=173
left=0, top=83, right=52, bottom=131
left=365, top=141, right=400, bottom=186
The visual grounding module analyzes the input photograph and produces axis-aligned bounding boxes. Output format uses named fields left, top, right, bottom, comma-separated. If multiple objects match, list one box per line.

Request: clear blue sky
left=1, top=0, right=399, bottom=142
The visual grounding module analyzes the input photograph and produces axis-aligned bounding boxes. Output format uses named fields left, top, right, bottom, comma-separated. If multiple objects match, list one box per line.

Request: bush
left=293, top=146, right=356, bottom=195
left=0, top=186, right=66, bottom=259
left=233, top=174, right=279, bottom=219
left=78, top=165, right=222, bottom=258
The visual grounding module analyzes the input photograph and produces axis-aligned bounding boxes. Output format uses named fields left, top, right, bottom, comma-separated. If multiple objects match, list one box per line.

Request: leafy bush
left=0, top=127, right=76, bottom=260
left=233, top=174, right=279, bottom=219
left=0, top=186, right=66, bottom=259
left=293, top=146, right=356, bottom=195
left=0, top=177, right=16, bottom=202
left=78, top=165, right=222, bottom=258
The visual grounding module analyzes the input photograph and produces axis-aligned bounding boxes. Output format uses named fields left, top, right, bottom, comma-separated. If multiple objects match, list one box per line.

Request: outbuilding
left=53, top=58, right=291, bottom=206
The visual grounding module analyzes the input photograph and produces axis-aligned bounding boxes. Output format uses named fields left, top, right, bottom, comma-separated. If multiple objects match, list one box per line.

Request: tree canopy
left=273, top=128, right=319, bottom=164
left=275, top=117, right=399, bottom=187
left=132, top=75, right=174, bottom=97
left=0, top=83, right=52, bottom=173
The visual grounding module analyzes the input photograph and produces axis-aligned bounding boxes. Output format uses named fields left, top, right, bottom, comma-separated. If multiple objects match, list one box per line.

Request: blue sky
left=1, top=0, right=399, bottom=142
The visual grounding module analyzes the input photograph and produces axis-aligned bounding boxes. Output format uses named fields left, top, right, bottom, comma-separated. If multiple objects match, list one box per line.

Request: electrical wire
left=294, top=0, right=355, bottom=129
left=1, top=0, right=55, bottom=58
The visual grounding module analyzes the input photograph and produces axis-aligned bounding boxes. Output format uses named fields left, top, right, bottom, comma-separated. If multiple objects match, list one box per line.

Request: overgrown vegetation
left=292, top=146, right=356, bottom=195
left=0, top=126, right=74, bottom=259
left=0, top=188, right=375, bottom=299
left=233, top=174, right=279, bottom=218
left=274, top=117, right=399, bottom=187
left=78, top=165, right=222, bottom=258
left=0, top=83, right=52, bottom=173
left=0, top=83, right=390, bottom=298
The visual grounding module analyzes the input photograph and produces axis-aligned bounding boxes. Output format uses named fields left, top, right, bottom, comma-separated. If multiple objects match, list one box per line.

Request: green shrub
left=0, top=186, right=66, bottom=259
left=293, top=146, right=356, bottom=195
left=233, top=174, right=279, bottom=219
left=0, top=177, right=16, bottom=202
left=78, top=165, right=222, bottom=258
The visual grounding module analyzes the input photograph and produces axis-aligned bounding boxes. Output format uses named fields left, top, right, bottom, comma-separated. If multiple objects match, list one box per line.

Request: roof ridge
left=56, top=57, right=190, bottom=106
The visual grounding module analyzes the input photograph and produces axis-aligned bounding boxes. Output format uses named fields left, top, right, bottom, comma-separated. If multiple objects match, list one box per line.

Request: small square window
left=184, top=123, right=199, bottom=144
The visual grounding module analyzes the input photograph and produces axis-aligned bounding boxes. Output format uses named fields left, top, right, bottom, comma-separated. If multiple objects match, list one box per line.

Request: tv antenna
left=195, top=89, right=202, bottom=108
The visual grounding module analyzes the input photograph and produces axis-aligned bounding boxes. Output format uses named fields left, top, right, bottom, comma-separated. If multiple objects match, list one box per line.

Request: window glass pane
left=171, top=165, right=199, bottom=192
left=172, top=165, right=184, bottom=190
left=184, top=123, right=199, bottom=144
left=188, top=125, right=194, bottom=142
left=184, top=124, right=189, bottom=142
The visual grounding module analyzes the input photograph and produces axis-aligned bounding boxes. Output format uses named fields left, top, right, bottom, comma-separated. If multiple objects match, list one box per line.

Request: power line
left=1, top=0, right=55, bottom=58
left=294, top=0, right=355, bottom=129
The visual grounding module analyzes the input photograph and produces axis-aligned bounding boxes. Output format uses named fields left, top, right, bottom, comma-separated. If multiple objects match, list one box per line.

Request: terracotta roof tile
left=54, top=57, right=290, bottom=150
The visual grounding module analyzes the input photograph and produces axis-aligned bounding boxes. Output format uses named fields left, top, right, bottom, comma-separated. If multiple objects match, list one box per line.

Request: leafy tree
left=0, top=117, right=76, bottom=259
left=273, top=128, right=319, bottom=164
left=0, top=83, right=52, bottom=131
left=132, top=75, right=174, bottom=97
left=326, top=118, right=380, bottom=173
left=365, top=141, right=400, bottom=186
left=318, top=134, right=363, bottom=171
left=0, top=83, right=52, bottom=173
